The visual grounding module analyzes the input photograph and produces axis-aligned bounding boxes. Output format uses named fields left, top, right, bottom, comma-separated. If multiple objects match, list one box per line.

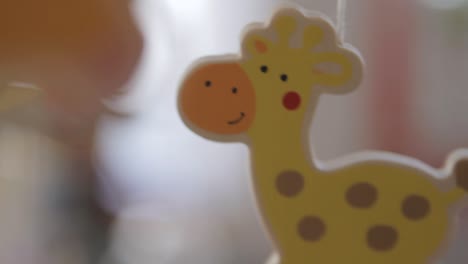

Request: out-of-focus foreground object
left=0, top=0, right=143, bottom=117
left=0, top=1, right=144, bottom=264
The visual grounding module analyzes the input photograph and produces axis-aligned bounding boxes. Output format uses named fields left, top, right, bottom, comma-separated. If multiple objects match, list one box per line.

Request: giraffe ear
left=310, top=48, right=363, bottom=94
left=243, top=34, right=272, bottom=56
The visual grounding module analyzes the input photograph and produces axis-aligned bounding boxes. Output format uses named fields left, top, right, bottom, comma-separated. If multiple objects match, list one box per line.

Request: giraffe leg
left=437, top=158, right=468, bottom=205
left=265, top=252, right=279, bottom=264
left=454, top=159, right=468, bottom=192
left=264, top=252, right=294, bottom=264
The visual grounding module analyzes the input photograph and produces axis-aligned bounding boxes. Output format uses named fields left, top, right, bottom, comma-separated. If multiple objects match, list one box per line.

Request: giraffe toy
left=178, top=6, right=468, bottom=264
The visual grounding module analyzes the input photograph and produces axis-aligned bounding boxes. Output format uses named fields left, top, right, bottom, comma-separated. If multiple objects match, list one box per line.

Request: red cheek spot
left=283, top=91, right=301, bottom=110
left=255, top=40, right=268, bottom=53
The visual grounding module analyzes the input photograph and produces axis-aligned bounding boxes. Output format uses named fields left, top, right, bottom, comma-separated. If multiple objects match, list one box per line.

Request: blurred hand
left=0, top=0, right=144, bottom=160
left=0, top=0, right=144, bottom=118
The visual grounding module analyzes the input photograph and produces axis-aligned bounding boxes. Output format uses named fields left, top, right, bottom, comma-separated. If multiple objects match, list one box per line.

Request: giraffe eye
left=205, top=80, right=212, bottom=87
left=260, top=65, right=268, bottom=73
left=280, top=74, right=288, bottom=82
left=231, top=87, right=238, bottom=94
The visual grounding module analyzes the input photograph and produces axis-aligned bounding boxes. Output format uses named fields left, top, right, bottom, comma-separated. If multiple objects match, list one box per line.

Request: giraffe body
left=178, top=6, right=468, bottom=264
left=254, top=156, right=462, bottom=264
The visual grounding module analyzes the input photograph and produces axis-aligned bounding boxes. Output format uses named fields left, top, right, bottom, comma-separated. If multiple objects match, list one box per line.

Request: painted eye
left=260, top=65, right=268, bottom=73
left=231, top=87, right=238, bottom=94
left=205, top=80, right=212, bottom=87
left=280, top=74, right=288, bottom=82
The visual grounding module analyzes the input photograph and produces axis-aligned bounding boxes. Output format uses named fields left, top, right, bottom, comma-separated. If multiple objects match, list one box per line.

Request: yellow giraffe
left=178, top=6, right=468, bottom=264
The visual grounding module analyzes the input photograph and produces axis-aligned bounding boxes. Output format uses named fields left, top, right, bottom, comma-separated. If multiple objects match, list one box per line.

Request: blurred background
left=1, top=0, right=468, bottom=263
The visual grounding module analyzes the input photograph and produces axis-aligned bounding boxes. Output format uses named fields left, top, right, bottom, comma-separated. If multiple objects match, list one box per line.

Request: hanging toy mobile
left=177, top=4, right=468, bottom=264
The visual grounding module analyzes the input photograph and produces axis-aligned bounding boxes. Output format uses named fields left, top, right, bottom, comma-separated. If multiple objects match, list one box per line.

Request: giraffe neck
left=247, top=102, right=320, bottom=196
left=246, top=106, right=321, bottom=238
left=248, top=122, right=311, bottom=171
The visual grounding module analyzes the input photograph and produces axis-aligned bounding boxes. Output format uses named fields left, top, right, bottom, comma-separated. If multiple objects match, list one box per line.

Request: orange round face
left=179, top=62, right=255, bottom=135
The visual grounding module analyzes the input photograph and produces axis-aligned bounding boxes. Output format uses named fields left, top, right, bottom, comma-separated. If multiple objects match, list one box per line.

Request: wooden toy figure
left=178, top=6, right=468, bottom=264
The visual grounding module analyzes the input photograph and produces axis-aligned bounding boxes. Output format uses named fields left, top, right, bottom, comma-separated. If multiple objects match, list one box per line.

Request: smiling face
left=179, top=62, right=255, bottom=135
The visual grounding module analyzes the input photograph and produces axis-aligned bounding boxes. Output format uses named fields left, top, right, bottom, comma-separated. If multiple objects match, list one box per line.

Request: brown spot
left=455, top=159, right=468, bottom=191
left=367, top=225, right=398, bottom=251
left=402, top=195, right=430, bottom=220
left=297, top=216, right=326, bottom=242
left=346, top=182, right=378, bottom=208
left=276, top=170, right=304, bottom=197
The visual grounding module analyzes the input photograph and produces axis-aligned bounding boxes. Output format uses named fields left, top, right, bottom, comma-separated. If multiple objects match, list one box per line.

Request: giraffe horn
left=302, top=24, right=324, bottom=50
left=272, top=14, right=297, bottom=47
left=454, top=159, right=468, bottom=192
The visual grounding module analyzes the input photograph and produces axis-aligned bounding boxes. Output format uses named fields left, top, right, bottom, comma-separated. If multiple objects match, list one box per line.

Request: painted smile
left=227, top=112, right=246, bottom=125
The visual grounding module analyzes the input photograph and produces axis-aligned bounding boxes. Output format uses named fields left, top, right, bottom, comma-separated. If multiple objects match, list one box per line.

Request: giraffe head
left=178, top=8, right=363, bottom=141
left=239, top=8, right=363, bottom=137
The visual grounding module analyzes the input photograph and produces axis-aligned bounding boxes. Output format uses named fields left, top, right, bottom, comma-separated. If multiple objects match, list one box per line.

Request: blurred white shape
left=106, top=0, right=176, bottom=112
left=96, top=1, right=279, bottom=263
left=96, top=0, right=283, bottom=215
